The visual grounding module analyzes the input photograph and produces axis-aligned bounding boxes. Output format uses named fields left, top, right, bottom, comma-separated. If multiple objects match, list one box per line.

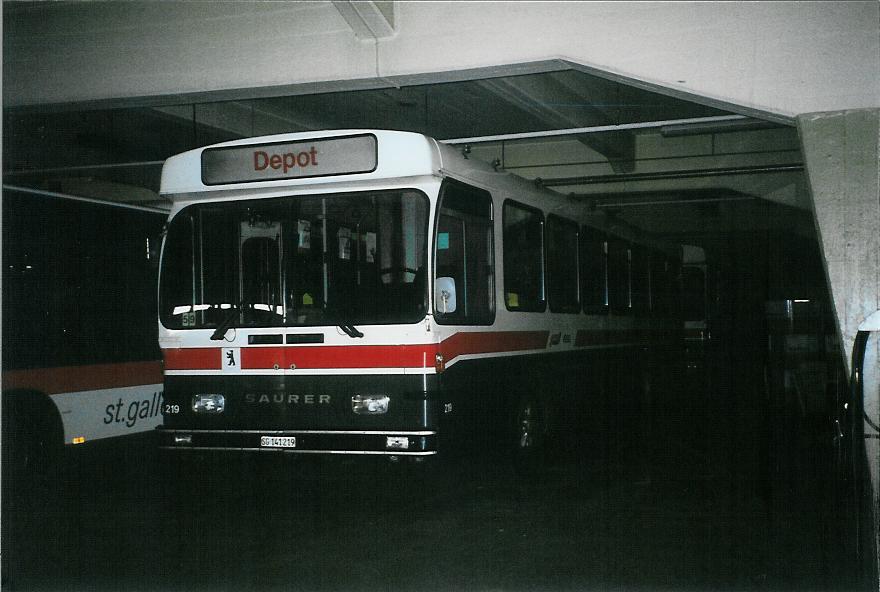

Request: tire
left=1, top=391, right=64, bottom=490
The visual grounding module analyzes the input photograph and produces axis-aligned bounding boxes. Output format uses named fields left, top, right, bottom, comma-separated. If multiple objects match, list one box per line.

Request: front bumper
left=159, top=428, right=437, bottom=456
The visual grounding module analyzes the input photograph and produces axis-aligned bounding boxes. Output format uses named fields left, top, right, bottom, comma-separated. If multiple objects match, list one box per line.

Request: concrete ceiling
left=3, top=4, right=810, bottom=250
left=5, top=2, right=876, bottom=118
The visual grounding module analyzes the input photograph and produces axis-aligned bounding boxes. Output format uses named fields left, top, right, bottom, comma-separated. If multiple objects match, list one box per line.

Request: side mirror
left=435, top=276, right=457, bottom=314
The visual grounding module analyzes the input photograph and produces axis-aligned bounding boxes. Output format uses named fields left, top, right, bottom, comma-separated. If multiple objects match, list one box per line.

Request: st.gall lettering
left=103, top=391, right=164, bottom=428
left=253, top=147, right=319, bottom=174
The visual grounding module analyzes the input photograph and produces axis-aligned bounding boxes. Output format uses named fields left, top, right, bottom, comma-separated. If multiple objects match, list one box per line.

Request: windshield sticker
left=338, top=228, right=351, bottom=260
left=364, top=232, right=377, bottom=263
left=297, top=220, right=311, bottom=250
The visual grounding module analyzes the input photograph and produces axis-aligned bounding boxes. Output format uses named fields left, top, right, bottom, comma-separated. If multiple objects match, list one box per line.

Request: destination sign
left=201, top=134, right=377, bottom=185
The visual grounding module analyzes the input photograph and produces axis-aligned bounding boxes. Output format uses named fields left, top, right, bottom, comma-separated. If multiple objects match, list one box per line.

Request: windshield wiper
left=210, top=309, right=239, bottom=341
left=338, top=323, right=364, bottom=339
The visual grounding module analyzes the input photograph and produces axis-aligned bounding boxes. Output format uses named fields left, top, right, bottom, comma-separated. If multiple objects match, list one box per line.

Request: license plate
left=260, top=436, right=296, bottom=448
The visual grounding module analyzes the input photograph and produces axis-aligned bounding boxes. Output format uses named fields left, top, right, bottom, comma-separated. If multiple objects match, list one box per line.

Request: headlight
left=192, top=393, right=225, bottom=414
left=351, top=394, right=389, bottom=415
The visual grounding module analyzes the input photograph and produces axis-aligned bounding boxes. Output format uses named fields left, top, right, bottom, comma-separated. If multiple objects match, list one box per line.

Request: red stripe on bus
left=162, top=331, right=551, bottom=371
left=438, top=331, right=549, bottom=363
left=163, top=345, right=436, bottom=370
left=163, top=348, right=221, bottom=370
left=244, top=345, right=437, bottom=369
left=2, top=361, right=164, bottom=395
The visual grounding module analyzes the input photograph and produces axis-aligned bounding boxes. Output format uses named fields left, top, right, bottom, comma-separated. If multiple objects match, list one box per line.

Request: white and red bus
left=157, top=130, right=681, bottom=464
left=2, top=187, right=166, bottom=475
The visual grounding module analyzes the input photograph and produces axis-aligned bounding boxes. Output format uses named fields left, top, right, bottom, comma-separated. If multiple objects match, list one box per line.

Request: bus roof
left=159, top=129, right=443, bottom=199
left=158, top=128, right=680, bottom=254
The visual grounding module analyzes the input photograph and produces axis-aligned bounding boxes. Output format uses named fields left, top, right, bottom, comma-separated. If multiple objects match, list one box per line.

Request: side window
left=546, top=215, right=579, bottom=313
left=580, top=226, right=608, bottom=313
left=608, top=237, right=631, bottom=314
left=503, top=201, right=545, bottom=312
left=434, top=180, right=495, bottom=325
left=649, top=251, right=672, bottom=316
left=630, top=244, right=651, bottom=312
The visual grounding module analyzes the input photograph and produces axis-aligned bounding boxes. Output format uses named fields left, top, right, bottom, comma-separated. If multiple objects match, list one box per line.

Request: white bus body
left=157, top=130, right=681, bottom=460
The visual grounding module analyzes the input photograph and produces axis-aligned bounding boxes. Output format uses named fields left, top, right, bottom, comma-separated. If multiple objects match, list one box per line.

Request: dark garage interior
left=3, top=3, right=878, bottom=591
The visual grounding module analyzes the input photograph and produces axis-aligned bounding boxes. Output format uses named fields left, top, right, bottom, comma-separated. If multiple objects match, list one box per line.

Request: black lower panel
left=162, top=373, right=435, bottom=432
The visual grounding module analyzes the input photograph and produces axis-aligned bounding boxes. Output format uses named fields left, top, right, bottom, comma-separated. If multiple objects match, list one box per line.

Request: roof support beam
left=540, top=163, right=803, bottom=188
left=474, top=75, right=637, bottom=172
left=332, top=1, right=395, bottom=40
left=441, top=115, right=750, bottom=144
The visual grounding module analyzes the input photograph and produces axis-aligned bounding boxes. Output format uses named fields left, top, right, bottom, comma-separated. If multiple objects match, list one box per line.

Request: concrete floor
left=1, top=369, right=864, bottom=592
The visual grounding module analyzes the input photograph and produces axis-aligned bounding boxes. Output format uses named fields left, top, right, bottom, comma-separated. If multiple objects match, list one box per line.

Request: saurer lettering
left=253, top=147, right=319, bottom=174
left=245, top=393, right=331, bottom=405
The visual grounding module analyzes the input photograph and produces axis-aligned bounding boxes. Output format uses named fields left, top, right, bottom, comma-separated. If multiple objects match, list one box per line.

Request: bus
left=2, top=187, right=167, bottom=477
left=157, top=130, right=681, bottom=466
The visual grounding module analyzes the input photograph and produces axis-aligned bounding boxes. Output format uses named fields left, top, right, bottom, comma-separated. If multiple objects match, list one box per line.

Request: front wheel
left=1, top=392, right=63, bottom=489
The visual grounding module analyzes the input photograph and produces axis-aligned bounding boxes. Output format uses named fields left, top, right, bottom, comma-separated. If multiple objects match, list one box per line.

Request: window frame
left=546, top=214, right=580, bottom=314
left=629, top=243, right=651, bottom=313
left=432, top=178, right=496, bottom=326
left=159, top=188, right=431, bottom=330
left=580, top=225, right=610, bottom=315
left=502, top=199, right=546, bottom=313
left=607, top=236, right=632, bottom=315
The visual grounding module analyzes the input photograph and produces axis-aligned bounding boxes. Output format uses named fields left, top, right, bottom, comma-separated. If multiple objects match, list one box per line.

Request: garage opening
left=3, top=67, right=868, bottom=591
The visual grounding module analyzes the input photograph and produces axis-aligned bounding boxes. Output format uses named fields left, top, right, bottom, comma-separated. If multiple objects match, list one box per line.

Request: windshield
left=160, top=190, right=428, bottom=329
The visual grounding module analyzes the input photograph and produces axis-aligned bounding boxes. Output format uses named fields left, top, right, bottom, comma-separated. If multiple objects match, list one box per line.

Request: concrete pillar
left=798, top=109, right=879, bottom=374
left=798, top=108, right=879, bottom=585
